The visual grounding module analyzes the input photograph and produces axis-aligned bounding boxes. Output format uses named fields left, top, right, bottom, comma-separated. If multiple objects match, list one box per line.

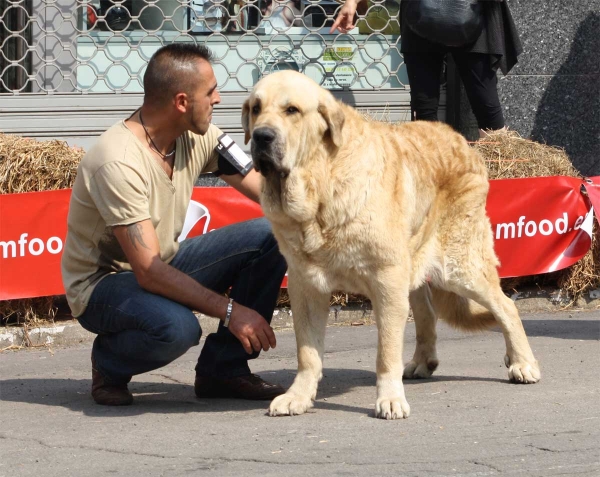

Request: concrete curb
left=1, top=289, right=598, bottom=350
left=0, top=306, right=372, bottom=349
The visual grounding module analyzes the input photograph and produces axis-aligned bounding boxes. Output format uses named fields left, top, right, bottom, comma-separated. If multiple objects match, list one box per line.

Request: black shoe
left=91, top=358, right=133, bottom=406
left=195, top=374, right=285, bottom=401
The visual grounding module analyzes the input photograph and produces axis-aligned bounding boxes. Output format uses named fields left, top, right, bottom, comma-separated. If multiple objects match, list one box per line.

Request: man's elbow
left=134, top=270, right=157, bottom=293
left=132, top=261, right=163, bottom=293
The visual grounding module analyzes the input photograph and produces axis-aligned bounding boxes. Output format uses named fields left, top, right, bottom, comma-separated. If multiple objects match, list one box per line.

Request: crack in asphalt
left=0, top=433, right=173, bottom=460
left=2, top=433, right=598, bottom=472
left=528, top=444, right=560, bottom=453
left=0, top=434, right=477, bottom=469
left=470, top=460, right=502, bottom=473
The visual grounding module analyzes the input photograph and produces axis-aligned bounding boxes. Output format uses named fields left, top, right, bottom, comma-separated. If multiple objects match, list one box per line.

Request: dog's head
left=242, top=71, right=345, bottom=178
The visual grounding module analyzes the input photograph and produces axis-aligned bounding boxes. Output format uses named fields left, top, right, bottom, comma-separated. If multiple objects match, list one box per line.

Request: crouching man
left=61, top=43, right=287, bottom=405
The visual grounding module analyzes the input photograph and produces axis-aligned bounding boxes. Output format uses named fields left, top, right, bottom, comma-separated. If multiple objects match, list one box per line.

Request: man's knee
left=253, top=219, right=286, bottom=266
left=247, top=218, right=284, bottom=258
left=155, top=313, right=201, bottom=354
left=249, top=217, right=276, bottom=244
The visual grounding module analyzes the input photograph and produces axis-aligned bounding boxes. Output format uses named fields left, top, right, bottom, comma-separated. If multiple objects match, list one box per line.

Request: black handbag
left=405, top=0, right=484, bottom=47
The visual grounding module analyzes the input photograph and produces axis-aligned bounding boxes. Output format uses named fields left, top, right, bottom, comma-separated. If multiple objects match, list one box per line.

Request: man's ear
left=241, top=98, right=251, bottom=145
left=318, top=94, right=345, bottom=148
left=174, top=92, right=190, bottom=114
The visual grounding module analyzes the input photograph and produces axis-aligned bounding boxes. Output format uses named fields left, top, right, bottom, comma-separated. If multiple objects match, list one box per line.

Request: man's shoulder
left=82, top=121, right=142, bottom=174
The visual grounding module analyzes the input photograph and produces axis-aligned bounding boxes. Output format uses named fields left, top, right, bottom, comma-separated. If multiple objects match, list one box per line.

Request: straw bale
left=276, top=289, right=367, bottom=308
left=474, top=129, right=580, bottom=180
left=0, top=296, right=58, bottom=327
left=0, top=133, right=82, bottom=326
left=0, top=133, right=82, bottom=194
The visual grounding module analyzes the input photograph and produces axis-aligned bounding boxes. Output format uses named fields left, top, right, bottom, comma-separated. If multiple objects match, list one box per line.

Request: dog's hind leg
left=404, top=284, right=439, bottom=379
left=371, top=267, right=411, bottom=419
left=443, top=246, right=541, bottom=384
left=269, top=269, right=330, bottom=417
left=473, top=284, right=540, bottom=383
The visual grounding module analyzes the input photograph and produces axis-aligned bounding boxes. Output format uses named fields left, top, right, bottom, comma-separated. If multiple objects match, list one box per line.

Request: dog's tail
left=430, top=288, right=497, bottom=331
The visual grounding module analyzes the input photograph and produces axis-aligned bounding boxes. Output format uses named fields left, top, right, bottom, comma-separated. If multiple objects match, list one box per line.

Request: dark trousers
left=78, top=218, right=287, bottom=384
left=404, top=51, right=505, bottom=131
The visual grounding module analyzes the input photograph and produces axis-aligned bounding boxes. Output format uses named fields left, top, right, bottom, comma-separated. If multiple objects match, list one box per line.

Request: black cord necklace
left=139, top=109, right=176, bottom=159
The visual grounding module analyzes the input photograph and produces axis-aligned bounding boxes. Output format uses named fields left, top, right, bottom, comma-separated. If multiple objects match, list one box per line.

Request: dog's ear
left=318, top=95, right=345, bottom=148
left=241, top=98, right=251, bottom=145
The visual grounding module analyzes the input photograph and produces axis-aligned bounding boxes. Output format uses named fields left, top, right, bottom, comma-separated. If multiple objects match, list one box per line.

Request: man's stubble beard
left=190, top=102, right=210, bottom=136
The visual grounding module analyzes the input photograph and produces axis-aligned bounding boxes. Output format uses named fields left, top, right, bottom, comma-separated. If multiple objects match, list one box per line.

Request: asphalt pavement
left=0, top=310, right=599, bottom=476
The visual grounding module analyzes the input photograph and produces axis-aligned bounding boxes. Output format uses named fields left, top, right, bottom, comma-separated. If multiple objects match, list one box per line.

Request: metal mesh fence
left=0, top=0, right=407, bottom=94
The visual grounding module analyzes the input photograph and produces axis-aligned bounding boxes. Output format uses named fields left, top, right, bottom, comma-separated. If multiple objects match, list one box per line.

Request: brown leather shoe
left=91, top=359, right=133, bottom=406
left=195, top=374, right=285, bottom=401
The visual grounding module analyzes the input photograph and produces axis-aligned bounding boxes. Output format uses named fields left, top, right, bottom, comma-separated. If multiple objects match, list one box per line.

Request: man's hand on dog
left=228, top=303, right=277, bottom=354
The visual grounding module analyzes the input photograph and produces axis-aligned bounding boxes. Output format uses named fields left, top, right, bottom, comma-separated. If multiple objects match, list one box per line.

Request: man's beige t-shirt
left=61, top=120, right=221, bottom=317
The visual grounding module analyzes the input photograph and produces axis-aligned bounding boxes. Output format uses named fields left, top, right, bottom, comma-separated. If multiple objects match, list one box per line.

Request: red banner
left=0, top=189, right=70, bottom=300
left=0, top=177, right=598, bottom=301
left=487, top=176, right=594, bottom=277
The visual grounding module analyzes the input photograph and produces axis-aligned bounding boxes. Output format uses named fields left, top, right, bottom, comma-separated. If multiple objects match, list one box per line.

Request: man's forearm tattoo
left=126, top=223, right=150, bottom=251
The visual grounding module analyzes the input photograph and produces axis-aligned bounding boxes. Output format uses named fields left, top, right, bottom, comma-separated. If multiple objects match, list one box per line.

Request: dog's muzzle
left=251, top=127, right=289, bottom=178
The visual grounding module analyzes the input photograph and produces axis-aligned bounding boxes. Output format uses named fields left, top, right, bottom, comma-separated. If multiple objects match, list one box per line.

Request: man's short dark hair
left=144, top=43, right=214, bottom=106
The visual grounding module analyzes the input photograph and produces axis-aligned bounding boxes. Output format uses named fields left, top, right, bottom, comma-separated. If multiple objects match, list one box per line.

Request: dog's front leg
left=269, top=270, right=330, bottom=417
left=372, top=269, right=411, bottom=420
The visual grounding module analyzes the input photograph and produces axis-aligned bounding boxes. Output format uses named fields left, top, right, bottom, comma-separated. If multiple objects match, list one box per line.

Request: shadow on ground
left=0, top=366, right=514, bottom=417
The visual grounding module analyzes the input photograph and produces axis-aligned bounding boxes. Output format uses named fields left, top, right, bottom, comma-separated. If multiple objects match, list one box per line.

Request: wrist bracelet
left=223, top=298, right=234, bottom=328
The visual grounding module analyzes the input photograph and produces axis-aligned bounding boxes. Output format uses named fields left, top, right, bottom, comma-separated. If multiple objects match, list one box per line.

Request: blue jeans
left=78, top=218, right=287, bottom=384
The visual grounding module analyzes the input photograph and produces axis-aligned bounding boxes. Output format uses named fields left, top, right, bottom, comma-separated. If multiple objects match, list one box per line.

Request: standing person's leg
left=403, top=52, right=446, bottom=122
left=451, top=51, right=506, bottom=137
left=168, top=217, right=288, bottom=399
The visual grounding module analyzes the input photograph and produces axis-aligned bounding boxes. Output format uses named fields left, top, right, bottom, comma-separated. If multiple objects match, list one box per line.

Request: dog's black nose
left=253, top=128, right=276, bottom=144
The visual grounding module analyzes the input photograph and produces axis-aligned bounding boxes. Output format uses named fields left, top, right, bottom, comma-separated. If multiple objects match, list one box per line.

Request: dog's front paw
left=505, top=355, right=541, bottom=384
left=269, top=392, right=314, bottom=416
left=403, top=357, right=439, bottom=379
left=375, top=396, right=410, bottom=420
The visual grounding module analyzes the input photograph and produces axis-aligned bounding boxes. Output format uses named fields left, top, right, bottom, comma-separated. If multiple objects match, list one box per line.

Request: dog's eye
left=252, top=105, right=260, bottom=115
left=285, top=106, right=299, bottom=115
